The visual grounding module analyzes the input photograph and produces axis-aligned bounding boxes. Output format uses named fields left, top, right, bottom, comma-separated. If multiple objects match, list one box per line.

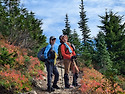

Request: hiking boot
left=65, top=84, right=70, bottom=89
left=52, top=85, right=60, bottom=89
left=73, top=83, right=81, bottom=87
left=72, top=73, right=79, bottom=87
left=65, top=85, right=73, bottom=89
left=64, top=73, right=70, bottom=88
left=47, top=87, right=55, bottom=93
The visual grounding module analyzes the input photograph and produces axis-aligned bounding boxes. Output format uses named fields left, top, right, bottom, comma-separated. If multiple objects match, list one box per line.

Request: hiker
left=44, top=36, right=60, bottom=93
left=59, top=35, right=79, bottom=88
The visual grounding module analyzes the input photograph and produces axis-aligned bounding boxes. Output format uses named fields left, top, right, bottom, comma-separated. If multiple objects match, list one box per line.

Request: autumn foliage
left=0, top=39, right=45, bottom=93
left=80, top=67, right=125, bottom=94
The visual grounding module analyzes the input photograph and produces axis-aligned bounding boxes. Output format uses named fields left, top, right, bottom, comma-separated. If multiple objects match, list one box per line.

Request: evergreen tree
left=98, top=10, right=125, bottom=74
left=96, top=32, right=118, bottom=92
left=78, top=0, right=94, bottom=67
left=0, top=0, right=47, bottom=56
left=78, top=0, right=91, bottom=46
left=0, top=0, right=10, bottom=36
left=62, top=14, right=72, bottom=42
left=70, top=29, right=81, bottom=54
left=95, top=31, right=112, bottom=71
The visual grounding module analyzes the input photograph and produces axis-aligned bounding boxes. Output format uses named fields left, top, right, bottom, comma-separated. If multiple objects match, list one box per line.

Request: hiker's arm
left=61, top=44, right=71, bottom=59
left=44, top=45, right=51, bottom=59
left=72, top=50, right=76, bottom=56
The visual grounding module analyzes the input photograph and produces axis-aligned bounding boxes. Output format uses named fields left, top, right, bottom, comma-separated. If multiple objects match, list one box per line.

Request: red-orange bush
left=28, top=56, right=46, bottom=80
left=0, top=39, right=46, bottom=93
left=0, top=64, right=31, bottom=93
left=80, top=67, right=125, bottom=94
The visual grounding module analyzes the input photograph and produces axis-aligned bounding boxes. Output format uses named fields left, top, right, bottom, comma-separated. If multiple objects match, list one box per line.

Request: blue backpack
left=37, top=46, right=53, bottom=62
left=37, top=47, right=46, bottom=62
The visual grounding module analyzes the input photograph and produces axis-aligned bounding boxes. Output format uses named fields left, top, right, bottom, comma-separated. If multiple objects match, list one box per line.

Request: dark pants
left=45, top=60, right=59, bottom=88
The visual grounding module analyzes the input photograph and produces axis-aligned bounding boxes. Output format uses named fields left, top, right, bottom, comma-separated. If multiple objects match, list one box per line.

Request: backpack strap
left=66, top=42, right=75, bottom=51
left=47, top=46, right=52, bottom=54
left=47, top=45, right=56, bottom=60
left=64, top=42, right=73, bottom=54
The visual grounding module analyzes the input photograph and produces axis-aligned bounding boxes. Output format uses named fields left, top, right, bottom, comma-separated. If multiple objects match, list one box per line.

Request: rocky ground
left=24, top=62, right=83, bottom=94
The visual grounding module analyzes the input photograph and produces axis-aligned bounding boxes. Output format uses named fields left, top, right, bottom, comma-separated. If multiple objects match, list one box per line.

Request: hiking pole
left=60, top=60, right=63, bottom=89
left=73, top=59, right=79, bottom=73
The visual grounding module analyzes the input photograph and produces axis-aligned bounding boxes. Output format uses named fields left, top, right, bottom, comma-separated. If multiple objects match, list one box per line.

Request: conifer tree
left=98, top=10, right=125, bottom=74
left=96, top=32, right=118, bottom=91
left=78, top=0, right=94, bottom=67
left=70, top=29, right=81, bottom=54
left=0, top=0, right=47, bottom=56
left=62, top=14, right=72, bottom=42
left=78, top=0, right=91, bottom=46
left=95, top=31, right=112, bottom=71
left=0, top=1, right=9, bottom=36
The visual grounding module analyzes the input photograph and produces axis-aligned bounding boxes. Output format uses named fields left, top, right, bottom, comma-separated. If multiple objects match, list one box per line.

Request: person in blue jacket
left=44, top=36, right=60, bottom=93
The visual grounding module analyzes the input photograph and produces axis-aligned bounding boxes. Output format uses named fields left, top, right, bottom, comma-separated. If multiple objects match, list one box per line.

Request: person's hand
left=71, top=55, right=77, bottom=61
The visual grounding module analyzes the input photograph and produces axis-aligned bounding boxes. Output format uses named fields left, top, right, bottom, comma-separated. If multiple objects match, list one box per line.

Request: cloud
left=84, top=0, right=125, bottom=35
left=20, top=0, right=125, bottom=40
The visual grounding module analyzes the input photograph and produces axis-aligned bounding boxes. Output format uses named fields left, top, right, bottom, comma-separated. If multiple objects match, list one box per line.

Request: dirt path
left=27, top=63, right=82, bottom=94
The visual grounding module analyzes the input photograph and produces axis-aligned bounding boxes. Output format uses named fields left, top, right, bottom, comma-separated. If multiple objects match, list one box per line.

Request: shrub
left=0, top=39, right=46, bottom=93
left=28, top=56, right=46, bottom=80
left=0, top=47, right=15, bottom=66
left=80, top=67, right=125, bottom=94
left=0, top=65, right=31, bottom=93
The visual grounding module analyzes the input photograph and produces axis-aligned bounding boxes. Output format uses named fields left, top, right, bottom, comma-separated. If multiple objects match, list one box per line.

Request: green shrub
left=0, top=47, right=15, bottom=66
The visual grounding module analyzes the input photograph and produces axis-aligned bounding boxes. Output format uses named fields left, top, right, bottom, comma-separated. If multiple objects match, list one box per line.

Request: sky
left=20, top=0, right=125, bottom=42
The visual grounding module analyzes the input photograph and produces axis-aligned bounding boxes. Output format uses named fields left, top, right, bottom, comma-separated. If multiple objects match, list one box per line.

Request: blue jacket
left=44, top=44, right=57, bottom=59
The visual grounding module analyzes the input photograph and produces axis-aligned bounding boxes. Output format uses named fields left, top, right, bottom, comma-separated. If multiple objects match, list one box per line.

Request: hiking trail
left=24, top=61, right=82, bottom=94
